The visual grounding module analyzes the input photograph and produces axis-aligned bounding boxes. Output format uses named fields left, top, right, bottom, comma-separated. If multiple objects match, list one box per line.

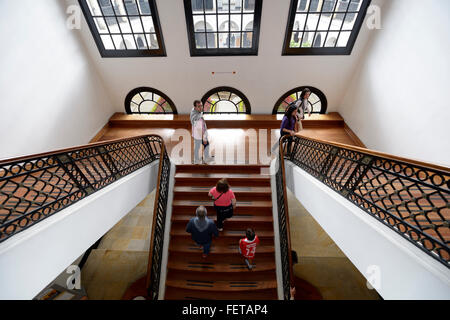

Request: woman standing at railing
left=279, top=105, right=298, bottom=154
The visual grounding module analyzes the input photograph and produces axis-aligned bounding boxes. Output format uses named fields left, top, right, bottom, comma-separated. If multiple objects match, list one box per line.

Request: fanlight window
left=201, top=87, right=251, bottom=114
left=125, top=87, right=177, bottom=114
left=273, top=87, right=327, bottom=114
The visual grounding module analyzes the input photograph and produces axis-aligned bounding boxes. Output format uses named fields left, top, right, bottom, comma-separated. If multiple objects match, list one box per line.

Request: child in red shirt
left=239, top=228, right=260, bottom=270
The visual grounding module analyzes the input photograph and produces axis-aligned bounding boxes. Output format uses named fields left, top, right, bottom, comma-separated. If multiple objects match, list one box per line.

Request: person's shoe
left=202, top=253, right=208, bottom=258
left=245, top=259, right=253, bottom=270
left=218, top=228, right=223, bottom=232
left=204, top=157, right=215, bottom=164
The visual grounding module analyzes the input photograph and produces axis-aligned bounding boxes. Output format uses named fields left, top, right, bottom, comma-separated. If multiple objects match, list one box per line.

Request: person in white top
left=295, top=88, right=312, bottom=131
left=190, top=100, right=213, bottom=164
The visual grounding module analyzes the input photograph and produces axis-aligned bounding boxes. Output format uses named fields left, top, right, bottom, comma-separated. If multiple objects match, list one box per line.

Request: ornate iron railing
left=146, top=142, right=171, bottom=300
left=276, top=136, right=295, bottom=300
left=282, top=135, right=450, bottom=267
left=0, top=135, right=164, bottom=243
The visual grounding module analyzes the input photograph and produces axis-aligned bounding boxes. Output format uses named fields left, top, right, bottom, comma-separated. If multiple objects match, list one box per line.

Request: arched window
left=125, top=87, right=177, bottom=114
left=273, top=86, right=327, bottom=115
left=201, top=87, right=251, bottom=114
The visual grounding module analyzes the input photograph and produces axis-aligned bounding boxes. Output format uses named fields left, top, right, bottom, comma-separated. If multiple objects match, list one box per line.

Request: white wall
left=0, top=162, right=159, bottom=300
left=0, top=0, right=115, bottom=160
left=284, top=161, right=450, bottom=300
left=339, top=0, right=450, bottom=166
left=75, top=0, right=380, bottom=115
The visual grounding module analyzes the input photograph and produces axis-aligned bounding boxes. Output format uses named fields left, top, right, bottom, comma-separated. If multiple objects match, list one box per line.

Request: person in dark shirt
left=186, top=206, right=219, bottom=258
left=279, top=105, right=298, bottom=154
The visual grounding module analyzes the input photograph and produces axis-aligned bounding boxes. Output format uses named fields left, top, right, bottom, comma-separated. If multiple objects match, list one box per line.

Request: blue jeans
left=194, top=139, right=210, bottom=164
left=196, top=241, right=211, bottom=254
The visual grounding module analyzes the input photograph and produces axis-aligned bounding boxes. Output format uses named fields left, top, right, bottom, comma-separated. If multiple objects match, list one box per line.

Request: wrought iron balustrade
left=276, top=136, right=295, bottom=300
left=146, top=142, right=171, bottom=300
left=281, top=135, right=450, bottom=267
left=0, top=135, right=164, bottom=243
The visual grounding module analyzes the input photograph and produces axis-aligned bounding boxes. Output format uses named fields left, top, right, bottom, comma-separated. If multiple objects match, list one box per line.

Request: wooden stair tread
left=172, top=215, right=273, bottom=223
left=175, top=173, right=270, bottom=179
left=165, top=279, right=277, bottom=292
left=173, top=200, right=272, bottom=207
left=171, top=226, right=274, bottom=238
left=174, top=186, right=272, bottom=193
left=168, top=260, right=275, bottom=273
left=169, top=243, right=275, bottom=254
left=164, top=287, right=278, bottom=300
left=176, top=165, right=269, bottom=174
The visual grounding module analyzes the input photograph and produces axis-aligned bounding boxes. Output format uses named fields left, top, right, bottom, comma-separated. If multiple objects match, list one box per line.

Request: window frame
left=79, top=0, right=167, bottom=58
left=201, top=86, right=252, bottom=114
left=183, top=0, right=264, bottom=56
left=273, top=86, right=328, bottom=114
left=125, top=87, right=178, bottom=114
left=282, top=0, right=372, bottom=56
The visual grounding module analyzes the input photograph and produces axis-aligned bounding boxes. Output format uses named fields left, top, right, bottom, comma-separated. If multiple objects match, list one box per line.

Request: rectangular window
left=183, top=0, right=263, bottom=56
left=79, top=0, right=166, bottom=57
left=282, top=0, right=371, bottom=55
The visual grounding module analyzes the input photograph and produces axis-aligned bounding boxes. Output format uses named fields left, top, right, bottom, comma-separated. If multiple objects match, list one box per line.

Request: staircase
left=164, top=165, right=278, bottom=300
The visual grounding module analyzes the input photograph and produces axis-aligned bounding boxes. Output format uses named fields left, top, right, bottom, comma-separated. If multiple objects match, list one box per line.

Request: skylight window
left=282, top=0, right=371, bottom=55
left=79, top=0, right=166, bottom=57
left=183, top=0, right=263, bottom=56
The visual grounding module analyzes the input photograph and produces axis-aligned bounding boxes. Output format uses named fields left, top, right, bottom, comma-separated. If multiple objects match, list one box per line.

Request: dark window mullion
left=323, top=0, right=340, bottom=46
left=106, top=0, right=129, bottom=49
left=334, top=4, right=350, bottom=48
left=240, top=1, right=243, bottom=48
left=311, top=1, right=324, bottom=47
left=95, top=0, right=117, bottom=50
left=117, top=0, right=140, bottom=49
left=136, top=13, right=151, bottom=49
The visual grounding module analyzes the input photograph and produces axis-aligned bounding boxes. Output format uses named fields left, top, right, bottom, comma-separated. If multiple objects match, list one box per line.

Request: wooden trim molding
left=343, top=123, right=366, bottom=148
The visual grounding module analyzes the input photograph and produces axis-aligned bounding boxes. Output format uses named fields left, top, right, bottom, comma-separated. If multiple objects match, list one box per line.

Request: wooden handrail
left=294, top=133, right=450, bottom=172
left=145, top=141, right=166, bottom=295
left=278, top=135, right=295, bottom=295
left=0, top=134, right=164, bottom=165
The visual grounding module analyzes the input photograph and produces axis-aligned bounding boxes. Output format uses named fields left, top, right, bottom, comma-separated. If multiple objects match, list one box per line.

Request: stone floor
left=80, top=188, right=380, bottom=300
left=81, top=191, right=155, bottom=300
left=287, top=189, right=380, bottom=300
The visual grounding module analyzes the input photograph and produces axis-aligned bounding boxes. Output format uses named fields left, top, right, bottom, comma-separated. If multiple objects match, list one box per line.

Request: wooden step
left=175, top=173, right=270, bottom=187
left=172, top=217, right=273, bottom=231
left=172, top=200, right=273, bottom=215
left=169, top=238, right=275, bottom=254
left=167, top=269, right=276, bottom=282
left=171, top=225, right=274, bottom=238
left=176, top=165, right=269, bottom=174
left=166, top=277, right=277, bottom=291
left=173, top=186, right=272, bottom=201
left=172, top=214, right=273, bottom=224
left=168, top=250, right=274, bottom=262
left=164, top=286, right=278, bottom=300
left=168, top=259, right=275, bottom=273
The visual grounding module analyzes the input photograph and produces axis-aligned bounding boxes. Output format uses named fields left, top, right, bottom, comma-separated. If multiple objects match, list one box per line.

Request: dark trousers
left=215, top=205, right=232, bottom=229
left=281, top=133, right=293, bottom=156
